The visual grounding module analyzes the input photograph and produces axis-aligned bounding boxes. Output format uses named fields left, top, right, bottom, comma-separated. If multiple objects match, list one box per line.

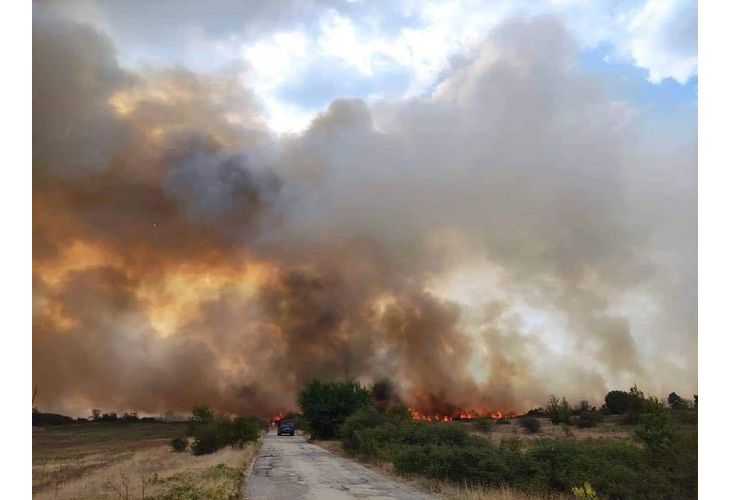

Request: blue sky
left=45, top=0, right=697, bottom=133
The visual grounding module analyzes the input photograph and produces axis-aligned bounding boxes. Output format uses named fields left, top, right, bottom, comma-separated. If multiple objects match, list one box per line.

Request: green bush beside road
left=299, top=381, right=698, bottom=499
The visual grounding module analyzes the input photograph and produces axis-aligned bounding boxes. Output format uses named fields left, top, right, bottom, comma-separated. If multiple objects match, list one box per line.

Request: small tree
left=230, top=416, right=263, bottom=446
left=338, top=406, right=386, bottom=451
left=547, top=395, right=571, bottom=425
left=576, top=401, right=603, bottom=428
left=604, top=390, right=631, bottom=414
left=91, top=408, right=101, bottom=421
left=171, top=437, right=187, bottom=452
left=625, top=384, right=648, bottom=424
left=518, top=416, right=541, bottom=434
left=191, top=425, right=219, bottom=455
left=636, top=399, right=675, bottom=452
left=668, top=392, right=689, bottom=410
left=298, top=379, right=372, bottom=439
left=122, top=411, right=139, bottom=422
left=188, top=405, right=215, bottom=436
left=546, top=395, right=561, bottom=424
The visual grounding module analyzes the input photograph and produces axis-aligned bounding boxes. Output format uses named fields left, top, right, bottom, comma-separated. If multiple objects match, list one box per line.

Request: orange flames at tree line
left=268, top=409, right=516, bottom=424
left=408, top=409, right=515, bottom=421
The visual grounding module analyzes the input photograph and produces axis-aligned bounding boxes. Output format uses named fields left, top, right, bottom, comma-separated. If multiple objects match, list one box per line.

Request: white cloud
left=623, top=0, right=697, bottom=84
left=55, top=0, right=694, bottom=132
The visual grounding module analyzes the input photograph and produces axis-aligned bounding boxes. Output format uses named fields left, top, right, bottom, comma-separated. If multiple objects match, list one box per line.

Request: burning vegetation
left=407, top=409, right=513, bottom=421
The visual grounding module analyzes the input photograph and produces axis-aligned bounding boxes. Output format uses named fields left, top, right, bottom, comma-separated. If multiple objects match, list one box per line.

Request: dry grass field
left=33, top=422, right=259, bottom=499
left=473, top=416, right=632, bottom=444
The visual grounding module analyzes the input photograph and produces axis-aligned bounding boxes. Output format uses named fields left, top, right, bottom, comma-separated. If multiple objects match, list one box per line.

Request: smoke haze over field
left=33, top=5, right=696, bottom=417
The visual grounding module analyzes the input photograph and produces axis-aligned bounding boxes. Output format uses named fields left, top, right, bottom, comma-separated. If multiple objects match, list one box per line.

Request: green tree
left=636, top=398, right=675, bottom=451
left=547, top=395, right=572, bottom=425
left=625, top=384, right=648, bottom=424
left=298, top=379, right=372, bottom=439
left=604, top=390, right=632, bottom=414
left=667, top=392, right=689, bottom=410
left=546, top=395, right=561, bottom=424
left=576, top=401, right=602, bottom=428
left=188, top=405, right=215, bottom=437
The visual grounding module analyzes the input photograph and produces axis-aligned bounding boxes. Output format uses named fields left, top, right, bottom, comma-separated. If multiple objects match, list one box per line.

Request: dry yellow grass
left=33, top=422, right=187, bottom=493
left=413, top=480, right=571, bottom=500
left=477, top=417, right=632, bottom=444
left=33, top=423, right=261, bottom=499
left=34, top=441, right=259, bottom=499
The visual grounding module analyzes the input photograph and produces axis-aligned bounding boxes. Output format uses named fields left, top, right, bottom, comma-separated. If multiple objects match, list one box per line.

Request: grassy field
left=33, top=422, right=259, bottom=499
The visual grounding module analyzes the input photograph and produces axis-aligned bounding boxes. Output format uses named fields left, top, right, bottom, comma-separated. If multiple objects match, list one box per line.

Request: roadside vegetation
left=33, top=405, right=266, bottom=498
left=298, top=380, right=697, bottom=499
left=183, top=405, right=266, bottom=455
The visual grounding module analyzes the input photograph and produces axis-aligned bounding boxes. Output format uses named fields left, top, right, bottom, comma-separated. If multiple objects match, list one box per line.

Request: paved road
left=245, top=430, right=436, bottom=500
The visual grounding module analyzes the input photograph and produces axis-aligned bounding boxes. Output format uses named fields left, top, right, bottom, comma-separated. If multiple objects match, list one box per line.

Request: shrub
left=496, top=417, right=511, bottom=425
left=188, top=405, right=215, bottom=436
left=474, top=417, right=494, bottom=434
left=339, top=406, right=386, bottom=452
left=547, top=395, right=572, bottom=425
left=667, top=392, right=690, bottom=410
left=523, top=439, right=649, bottom=498
left=623, top=384, right=648, bottom=424
left=231, top=416, right=263, bottom=446
left=604, top=390, right=632, bottom=414
left=171, top=437, right=188, bottom=452
left=97, top=412, right=119, bottom=422
left=576, top=401, right=603, bottom=428
left=184, top=405, right=263, bottom=455
left=339, top=413, right=470, bottom=459
left=636, top=403, right=676, bottom=452
left=298, top=379, right=372, bottom=439
left=333, top=411, right=696, bottom=499
left=191, top=424, right=220, bottom=455
left=121, top=411, right=139, bottom=422
left=392, top=444, right=514, bottom=486
left=385, top=404, right=411, bottom=421
left=518, top=416, right=541, bottom=434
left=571, top=482, right=598, bottom=499
left=32, top=411, right=75, bottom=426
left=398, top=421, right=469, bottom=447
left=526, top=407, right=548, bottom=417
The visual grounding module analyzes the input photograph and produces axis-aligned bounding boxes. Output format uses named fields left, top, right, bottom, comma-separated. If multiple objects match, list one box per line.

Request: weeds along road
left=245, top=429, right=435, bottom=500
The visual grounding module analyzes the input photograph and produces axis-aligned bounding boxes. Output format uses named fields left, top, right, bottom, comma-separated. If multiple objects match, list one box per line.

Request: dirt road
left=245, top=430, right=436, bottom=499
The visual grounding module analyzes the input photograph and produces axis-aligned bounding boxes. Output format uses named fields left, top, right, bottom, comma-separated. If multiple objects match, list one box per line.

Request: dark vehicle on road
left=277, top=420, right=295, bottom=436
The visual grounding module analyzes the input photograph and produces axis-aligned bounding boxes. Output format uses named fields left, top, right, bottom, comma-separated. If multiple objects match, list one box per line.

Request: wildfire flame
left=408, top=408, right=515, bottom=421
left=270, top=411, right=284, bottom=425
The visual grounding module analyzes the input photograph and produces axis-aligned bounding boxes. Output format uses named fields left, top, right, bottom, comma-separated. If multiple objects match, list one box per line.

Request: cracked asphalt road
left=245, top=430, right=436, bottom=500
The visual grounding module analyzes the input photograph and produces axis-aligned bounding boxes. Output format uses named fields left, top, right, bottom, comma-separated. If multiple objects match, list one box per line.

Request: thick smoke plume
left=33, top=12, right=696, bottom=417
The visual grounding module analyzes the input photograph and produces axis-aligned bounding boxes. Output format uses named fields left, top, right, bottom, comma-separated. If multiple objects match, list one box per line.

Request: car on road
left=277, top=420, right=295, bottom=436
